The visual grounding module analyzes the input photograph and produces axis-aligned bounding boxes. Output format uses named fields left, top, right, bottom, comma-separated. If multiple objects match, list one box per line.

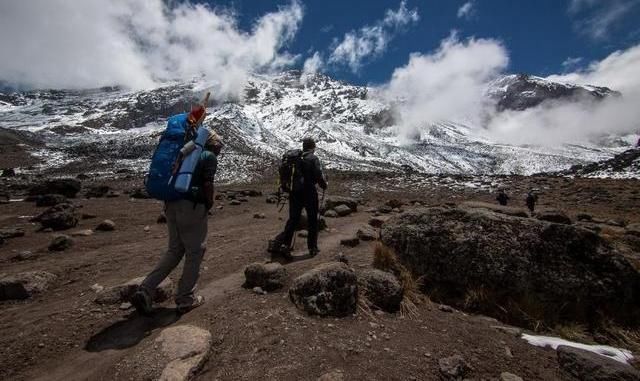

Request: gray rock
left=230, top=200, right=241, bottom=206
left=340, top=237, right=360, bottom=247
left=369, top=216, right=390, bottom=228
left=381, top=207, right=640, bottom=325
left=324, top=210, right=338, bottom=218
left=29, top=178, right=81, bottom=198
left=289, top=262, right=358, bottom=317
left=317, top=370, right=345, bottom=381
left=85, top=185, right=111, bottom=198
left=253, top=213, right=266, bottom=219
left=334, top=205, right=352, bottom=217
left=71, top=229, right=94, bottom=237
left=500, top=372, right=523, bottom=381
left=438, top=354, right=471, bottom=380
left=35, top=194, right=68, bottom=207
left=32, top=203, right=78, bottom=231
left=94, top=276, right=173, bottom=305
left=48, top=235, right=73, bottom=251
left=491, top=325, right=523, bottom=337
left=386, top=199, right=404, bottom=209
left=0, top=227, right=25, bottom=240
left=95, top=219, right=116, bottom=232
left=0, top=271, right=57, bottom=300
left=244, top=262, right=288, bottom=292
left=356, top=225, right=377, bottom=241
left=322, top=196, right=358, bottom=214
left=11, top=251, right=38, bottom=261
left=557, top=345, right=640, bottom=381
left=535, top=209, right=573, bottom=225
left=358, top=269, right=403, bottom=312
left=154, top=325, right=212, bottom=381
left=576, top=213, right=593, bottom=222
left=460, top=201, right=529, bottom=218
left=377, top=205, right=393, bottom=214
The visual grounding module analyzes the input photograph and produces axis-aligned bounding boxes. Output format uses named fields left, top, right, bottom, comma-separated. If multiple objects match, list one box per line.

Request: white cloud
left=0, top=0, right=304, bottom=97
left=488, top=44, right=640, bottom=145
left=457, top=1, right=475, bottom=19
left=568, top=0, right=640, bottom=40
left=301, top=52, right=324, bottom=82
left=561, top=57, right=584, bottom=70
left=328, top=1, right=419, bottom=72
left=379, top=32, right=509, bottom=139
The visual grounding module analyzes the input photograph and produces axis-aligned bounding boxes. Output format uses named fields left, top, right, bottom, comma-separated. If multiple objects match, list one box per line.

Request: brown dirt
left=1, top=174, right=639, bottom=380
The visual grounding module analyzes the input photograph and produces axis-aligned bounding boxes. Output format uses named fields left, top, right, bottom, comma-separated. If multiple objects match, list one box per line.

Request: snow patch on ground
left=522, top=334, right=634, bottom=364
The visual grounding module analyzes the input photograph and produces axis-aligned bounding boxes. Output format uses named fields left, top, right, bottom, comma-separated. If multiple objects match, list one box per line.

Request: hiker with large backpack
left=131, top=96, right=224, bottom=315
left=270, top=137, right=327, bottom=259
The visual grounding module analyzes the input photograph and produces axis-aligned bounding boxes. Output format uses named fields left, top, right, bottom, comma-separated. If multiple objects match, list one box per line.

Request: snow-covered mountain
left=0, top=71, right=632, bottom=181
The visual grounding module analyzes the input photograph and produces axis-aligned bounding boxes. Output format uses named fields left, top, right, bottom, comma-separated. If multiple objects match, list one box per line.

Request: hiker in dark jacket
left=526, top=190, right=538, bottom=213
left=132, top=115, right=224, bottom=315
left=496, top=189, right=509, bottom=206
left=275, top=137, right=327, bottom=258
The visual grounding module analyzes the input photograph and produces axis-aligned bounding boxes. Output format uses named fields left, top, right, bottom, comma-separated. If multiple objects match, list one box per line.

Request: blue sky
left=206, top=0, right=640, bottom=85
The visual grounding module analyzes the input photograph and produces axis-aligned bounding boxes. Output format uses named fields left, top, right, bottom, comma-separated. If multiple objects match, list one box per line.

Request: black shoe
left=131, top=290, right=153, bottom=316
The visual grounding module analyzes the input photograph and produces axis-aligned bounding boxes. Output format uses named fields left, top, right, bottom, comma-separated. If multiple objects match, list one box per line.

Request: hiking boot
left=308, top=248, right=320, bottom=257
left=131, top=289, right=153, bottom=316
left=176, top=295, right=205, bottom=315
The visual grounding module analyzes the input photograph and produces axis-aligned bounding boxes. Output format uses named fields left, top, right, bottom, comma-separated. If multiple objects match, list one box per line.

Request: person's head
left=302, top=137, right=316, bottom=152
left=205, top=129, right=224, bottom=155
left=187, top=104, right=206, bottom=126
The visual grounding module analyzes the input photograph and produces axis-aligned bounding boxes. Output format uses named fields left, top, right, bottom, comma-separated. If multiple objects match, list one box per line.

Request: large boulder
left=0, top=271, right=57, bottom=300
left=381, top=207, right=640, bottom=325
left=35, top=194, right=68, bottom=207
left=48, top=234, right=74, bottom=251
left=94, top=276, right=173, bottom=305
left=358, top=269, right=403, bottom=312
left=244, top=262, right=288, bottom=291
left=334, top=205, right=353, bottom=217
left=29, top=179, right=81, bottom=198
left=460, top=201, right=529, bottom=218
left=322, top=196, right=358, bottom=214
left=356, top=225, right=378, bottom=241
left=289, top=262, right=358, bottom=317
left=31, top=203, right=78, bottom=231
left=535, top=209, right=573, bottom=225
left=557, top=345, right=640, bottom=381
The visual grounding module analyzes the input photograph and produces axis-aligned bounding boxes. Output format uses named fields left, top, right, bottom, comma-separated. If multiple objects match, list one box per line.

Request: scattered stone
left=32, top=203, right=78, bottom=231
left=71, top=229, right=94, bottom=237
left=369, top=216, right=390, bottom=228
left=317, top=370, right=344, bottom=381
left=0, top=227, right=25, bottom=240
left=266, top=195, right=278, bottom=204
left=358, top=269, right=403, bottom=312
left=35, top=194, right=68, bottom=207
left=334, top=204, right=353, bottom=217
left=90, top=283, right=104, bottom=293
left=381, top=207, right=640, bottom=324
left=253, top=213, right=266, bottom=219
left=356, top=225, right=377, bottom=241
left=576, top=213, right=593, bottom=222
left=324, top=210, right=338, bottom=218
left=438, top=355, right=471, bottom=380
left=85, top=185, right=111, bottom=198
left=340, top=237, right=360, bottom=247
left=378, top=205, right=393, bottom=214
left=556, top=345, right=640, bottom=381
left=94, top=277, right=173, bottom=305
left=625, top=223, right=640, bottom=237
left=334, top=253, right=349, bottom=264
left=252, top=286, right=267, bottom=295
left=0, top=271, right=57, bottom=300
left=129, top=188, right=150, bottom=199
left=500, top=372, right=523, bottom=381
left=119, top=302, right=132, bottom=310
left=230, top=200, right=242, bottom=206
left=95, top=219, right=116, bottom=232
left=606, top=219, right=626, bottom=228
left=439, top=304, right=455, bottom=313
left=238, top=197, right=249, bottom=203
left=386, top=199, right=404, bottom=209
left=244, top=262, right=288, bottom=292
left=322, top=196, right=358, bottom=214
left=48, top=235, right=73, bottom=251
left=491, top=325, right=523, bottom=337
left=535, top=209, right=573, bottom=225
left=157, top=213, right=167, bottom=224
left=29, top=178, right=81, bottom=198
left=289, top=262, right=358, bottom=317
left=143, top=226, right=150, bottom=232
left=11, top=251, right=37, bottom=261
left=81, top=213, right=97, bottom=220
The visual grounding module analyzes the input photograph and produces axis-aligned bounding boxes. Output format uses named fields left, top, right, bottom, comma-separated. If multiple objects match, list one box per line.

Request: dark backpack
left=279, top=149, right=304, bottom=193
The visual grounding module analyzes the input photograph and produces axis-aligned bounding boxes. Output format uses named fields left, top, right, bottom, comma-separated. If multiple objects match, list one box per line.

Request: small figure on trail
left=132, top=102, right=224, bottom=316
left=269, top=137, right=327, bottom=259
left=526, top=190, right=538, bottom=213
left=496, top=189, right=509, bottom=206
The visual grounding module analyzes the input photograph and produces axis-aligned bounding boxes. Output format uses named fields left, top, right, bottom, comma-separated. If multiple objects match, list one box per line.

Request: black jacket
left=300, top=150, right=327, bottom=192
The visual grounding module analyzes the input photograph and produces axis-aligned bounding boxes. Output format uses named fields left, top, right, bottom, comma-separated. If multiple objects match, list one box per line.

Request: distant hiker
left=496, top=189, right=509, bottom=206
left=133, top=102, right=224, bottom=315
left=526, top=190, right=538, bottom=213
left=270, top=137, right=327, bottom=259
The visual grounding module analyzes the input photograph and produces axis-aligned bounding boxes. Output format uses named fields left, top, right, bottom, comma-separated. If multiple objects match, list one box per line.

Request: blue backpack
left=145, top=113, right=190, bottom=201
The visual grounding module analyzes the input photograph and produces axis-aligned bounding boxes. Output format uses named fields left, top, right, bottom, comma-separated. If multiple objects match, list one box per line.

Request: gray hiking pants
left=141, top=199, right=208, bottom=306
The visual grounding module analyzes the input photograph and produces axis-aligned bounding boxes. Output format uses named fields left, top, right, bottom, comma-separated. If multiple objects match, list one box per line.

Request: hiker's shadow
left=85, top=307, right=181, bottom=352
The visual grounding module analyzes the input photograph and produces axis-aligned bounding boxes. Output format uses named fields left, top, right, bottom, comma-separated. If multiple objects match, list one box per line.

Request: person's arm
left=202, top=154, right=218, bottom=210
left=313, top=157, right=328, bottom=190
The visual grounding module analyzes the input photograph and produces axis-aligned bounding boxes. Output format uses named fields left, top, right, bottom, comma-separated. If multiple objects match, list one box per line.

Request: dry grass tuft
left=373, top=242, right=424, bottom=318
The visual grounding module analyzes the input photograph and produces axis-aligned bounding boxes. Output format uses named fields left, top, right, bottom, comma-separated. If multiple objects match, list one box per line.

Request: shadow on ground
left=85, top=308, right=181, bottom=352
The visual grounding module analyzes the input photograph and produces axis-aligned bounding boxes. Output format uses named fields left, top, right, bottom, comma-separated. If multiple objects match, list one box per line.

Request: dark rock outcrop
left=31, top=203, right=78, bottom=231
left=0, top=271, right=57, bottom=300
left=35, top=194, right=68, bottom=207
left=29, top=179, right=81, bottom=198
left=289, top=262, right=358, bottom=317
left=358, top=269, right=403, bottom=312
left=381, top=207, right=640, bottom=326
left=322, top=196, right=358, bottom=214
left=48, top=235, right=73, bottom=251
left=557, top=345, right=640, bottom=381
left=244, top=262, right=288, bottom=292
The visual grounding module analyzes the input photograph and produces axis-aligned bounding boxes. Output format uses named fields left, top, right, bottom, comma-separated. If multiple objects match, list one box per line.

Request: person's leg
left=279, top=193, right=304, bottom=248
left=174, top=200, right=208, bottom=307
left=305, top=192, right=319, bottom=252
left=140, top=202, right=185, bottom=297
